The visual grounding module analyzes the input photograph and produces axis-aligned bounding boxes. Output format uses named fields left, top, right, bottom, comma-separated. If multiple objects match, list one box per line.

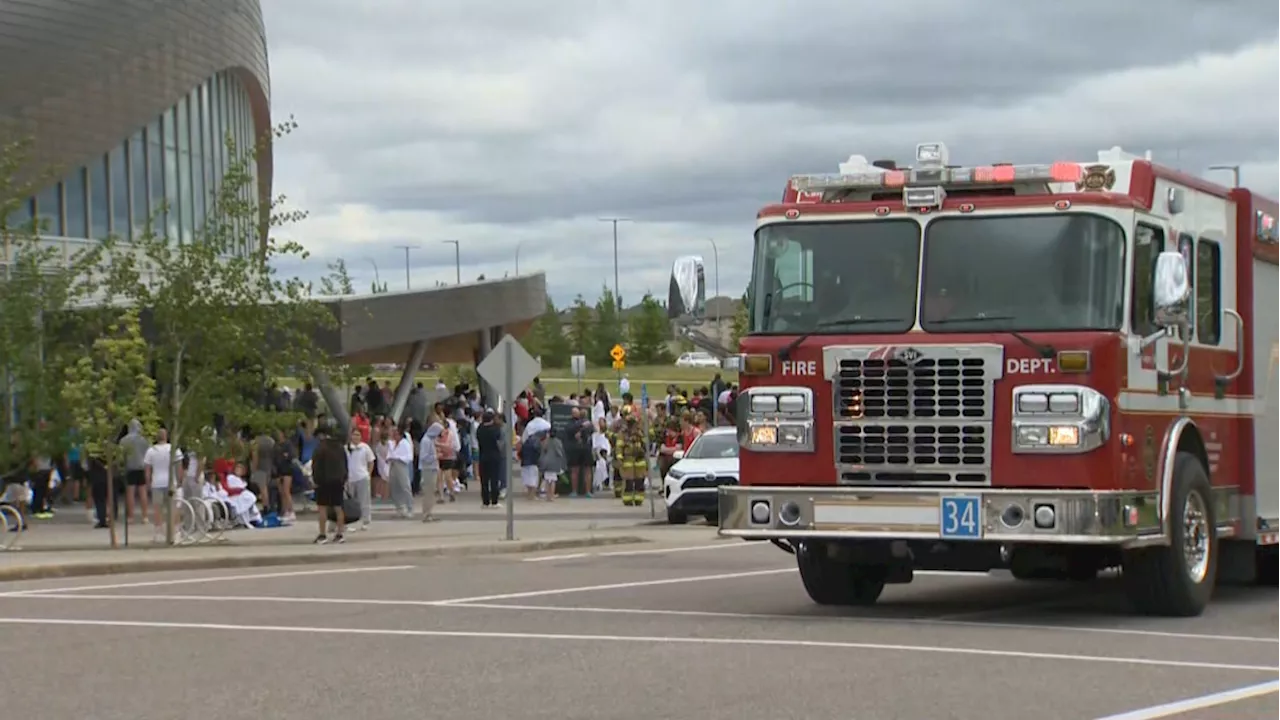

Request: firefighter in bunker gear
left=609, top=405, right=631, bottom=498
left=617, top=413, right=647, bottom=506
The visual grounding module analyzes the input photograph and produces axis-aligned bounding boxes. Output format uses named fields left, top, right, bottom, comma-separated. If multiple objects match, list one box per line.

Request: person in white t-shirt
left=345, top=427, right=376, bottom=531
left=143, top=429, right=181, bottom=542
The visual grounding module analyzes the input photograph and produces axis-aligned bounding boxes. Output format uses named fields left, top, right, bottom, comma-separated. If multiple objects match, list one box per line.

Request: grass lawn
left=279, top=364, right=737, bottom=399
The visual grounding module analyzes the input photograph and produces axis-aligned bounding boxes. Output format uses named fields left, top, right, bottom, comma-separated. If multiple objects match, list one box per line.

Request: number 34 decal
left=940, top=496, right=982, bottom=539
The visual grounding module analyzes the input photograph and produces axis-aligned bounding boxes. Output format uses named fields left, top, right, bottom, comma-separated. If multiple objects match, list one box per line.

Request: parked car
left=663, top=427, right=738, bottom=524
left=675, top=351, right=720, bottom=369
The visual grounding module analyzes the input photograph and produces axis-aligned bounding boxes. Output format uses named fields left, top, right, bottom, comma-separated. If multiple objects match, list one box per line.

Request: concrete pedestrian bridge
left=310, top=272, right=547, bottom=428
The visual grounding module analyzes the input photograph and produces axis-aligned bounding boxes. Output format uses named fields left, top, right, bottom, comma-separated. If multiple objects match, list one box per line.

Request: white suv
left=675, top=352, right=720, bottom=368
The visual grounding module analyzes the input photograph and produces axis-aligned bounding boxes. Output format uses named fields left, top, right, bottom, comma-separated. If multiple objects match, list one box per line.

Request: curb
left=0, top=534, right=648, bottom=583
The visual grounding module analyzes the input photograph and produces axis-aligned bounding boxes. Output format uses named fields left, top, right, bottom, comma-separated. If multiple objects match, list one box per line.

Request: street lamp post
left=514, top=239, right=525, bottom=275
left=598, top=217, right=632, bottom=308
left=442, top=240, right=461, bottom=283
left=1208, top=164, right=1241, bottom=188
left=363, top=257, right=381, bottom=290
left=394, top=245, right=417, bottom=290
left=705, top=237, right=720, bottom=325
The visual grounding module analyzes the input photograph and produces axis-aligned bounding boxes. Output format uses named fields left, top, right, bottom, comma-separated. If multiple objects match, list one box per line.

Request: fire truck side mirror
left=668, top=255, right=707, bottom=323
left=1152, top=251, right=1192, bottom=330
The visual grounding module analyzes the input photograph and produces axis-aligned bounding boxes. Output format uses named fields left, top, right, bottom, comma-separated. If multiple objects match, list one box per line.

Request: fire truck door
left=1125, top=222, right=1173, bottom=395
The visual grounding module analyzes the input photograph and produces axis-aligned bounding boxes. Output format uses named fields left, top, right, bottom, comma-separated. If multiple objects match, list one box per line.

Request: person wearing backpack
left=518, top=428, right=542, bottom=500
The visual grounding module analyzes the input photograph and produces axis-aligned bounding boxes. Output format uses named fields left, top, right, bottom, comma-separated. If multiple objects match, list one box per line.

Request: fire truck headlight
left=740, top=386, right=815, bottom=452
left=1011, top=385, right=1110, bottom=454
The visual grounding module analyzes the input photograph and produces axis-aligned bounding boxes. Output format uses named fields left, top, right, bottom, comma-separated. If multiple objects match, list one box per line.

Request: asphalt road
left=0, top=536, right=1275, bottom=720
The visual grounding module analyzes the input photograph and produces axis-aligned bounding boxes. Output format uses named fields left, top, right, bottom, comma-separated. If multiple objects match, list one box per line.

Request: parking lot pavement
left=0, top=539, right=1274, bottom=720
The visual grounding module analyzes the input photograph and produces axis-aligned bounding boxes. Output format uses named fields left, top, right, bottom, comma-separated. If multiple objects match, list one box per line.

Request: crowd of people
left=0, top=370, right=739, bottom=544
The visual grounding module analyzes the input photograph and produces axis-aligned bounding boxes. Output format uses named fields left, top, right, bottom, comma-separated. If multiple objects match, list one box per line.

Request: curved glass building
left=0, top=0, right=271, bottom=255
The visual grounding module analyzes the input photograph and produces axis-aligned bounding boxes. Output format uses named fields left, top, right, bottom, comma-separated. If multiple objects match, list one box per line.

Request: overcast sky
left=262, top=0, right=1279, bottom=307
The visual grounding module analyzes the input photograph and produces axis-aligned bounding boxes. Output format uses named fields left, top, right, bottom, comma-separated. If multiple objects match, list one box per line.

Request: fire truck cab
left=667, top=142, right=1278, bottom=617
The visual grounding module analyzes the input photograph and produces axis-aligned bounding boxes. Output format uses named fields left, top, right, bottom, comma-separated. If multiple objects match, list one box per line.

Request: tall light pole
left=1208, top=164, right=1241, bottom=188
left=394, top=244, right=417, bottom=289
left=514, top=239, right=526, bottom=275
left=363, top=256, right=381, bottom=289
left=705, top=237, right=721, bottom=325
left=442, top=240, right=460, bottom=283
left=598, top=217, right=632, bottom=308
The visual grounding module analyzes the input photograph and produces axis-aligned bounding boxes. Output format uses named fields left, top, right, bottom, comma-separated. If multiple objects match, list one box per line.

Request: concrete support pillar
left=390, top=340, right=429, bottom=422
left=476, top=326, right=495, bottom=408
left=312, top=367, right=351, bottom=437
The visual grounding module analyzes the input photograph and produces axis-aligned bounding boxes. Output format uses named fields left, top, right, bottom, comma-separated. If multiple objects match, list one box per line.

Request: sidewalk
left=0, top=495, right=671, bottom=582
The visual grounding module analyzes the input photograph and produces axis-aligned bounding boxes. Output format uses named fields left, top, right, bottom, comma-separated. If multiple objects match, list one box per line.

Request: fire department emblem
left=1142, top=426, right=1157, bottom=481
left=1076, top=164, right=1116, bottom=191
left=895, top=347, right=922, bottom=364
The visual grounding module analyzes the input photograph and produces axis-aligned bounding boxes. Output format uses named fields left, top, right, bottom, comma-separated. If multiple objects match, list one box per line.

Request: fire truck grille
left=835, top=423, right=990, bottom=485
left=835, top=357, right=990, bottom=419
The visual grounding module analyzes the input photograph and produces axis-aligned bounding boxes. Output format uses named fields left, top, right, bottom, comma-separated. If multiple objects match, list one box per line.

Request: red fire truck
left=667, top=142, right=1278, bottom=617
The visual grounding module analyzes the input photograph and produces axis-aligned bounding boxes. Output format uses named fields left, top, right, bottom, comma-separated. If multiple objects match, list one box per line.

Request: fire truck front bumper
left=718, top=486, right=1171, bottom=546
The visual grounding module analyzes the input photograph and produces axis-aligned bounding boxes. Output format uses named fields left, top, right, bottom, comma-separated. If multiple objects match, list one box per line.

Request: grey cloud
left=260, top=0, right=1279, bottom=304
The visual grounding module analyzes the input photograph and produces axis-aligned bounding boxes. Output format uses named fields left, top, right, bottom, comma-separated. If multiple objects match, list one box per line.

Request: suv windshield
left=750, top=220, right=920, bottom=334
left=920, top=214, right=1125, bottom=332
left=685, top=432, right=739, bottom=459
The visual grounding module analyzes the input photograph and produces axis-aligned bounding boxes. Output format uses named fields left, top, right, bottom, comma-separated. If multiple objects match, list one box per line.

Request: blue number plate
left=940, top=496, right=982, bottom=540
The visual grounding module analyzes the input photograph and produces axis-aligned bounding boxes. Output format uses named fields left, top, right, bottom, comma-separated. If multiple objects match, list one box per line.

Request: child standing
left=537, top=431, right=566, bottom=502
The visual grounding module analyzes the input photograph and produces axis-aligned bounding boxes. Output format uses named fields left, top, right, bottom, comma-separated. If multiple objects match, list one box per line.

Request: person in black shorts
left=310, top=425, right=348, bottom=544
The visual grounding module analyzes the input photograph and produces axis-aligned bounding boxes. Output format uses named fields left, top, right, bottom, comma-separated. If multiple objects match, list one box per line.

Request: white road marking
left=433, top=568, right=797, bottom=604
left=0, top=616, right=1272, bottom=672
left=0, top=565, right=414, bottom=597
left=7, top=592, right=1273, bottom=645
left=442, top=602, right=1279, bottom=644
left=1093, top=680, right=1280, bottom=720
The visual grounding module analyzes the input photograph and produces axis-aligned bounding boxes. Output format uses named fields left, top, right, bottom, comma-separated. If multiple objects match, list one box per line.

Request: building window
left=201, top=81, right=215, bottom=213
left=162, top=108, right=179, bottom=241
left=88, top=154, right=109, bottom=239
left=148, top=119, right=164, bottom=236
left=130, top=130, right=148, bottom=238
left=109, top=142, right=129, bottom=240
left=190, top=88, right=205, bottom=236
left=1195, top=239, right=1222, bottom=345
left=64, top=167, right=87, bottom=238
left=177, top=96, right=193, bottom=243
left=34, top=182, right=62, bottom=237
left=210, top=75, right=223, bottom=200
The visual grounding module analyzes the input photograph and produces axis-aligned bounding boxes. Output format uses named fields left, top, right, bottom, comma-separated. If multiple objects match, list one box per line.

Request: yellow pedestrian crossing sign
left=610, top=344, right=626, bottom=362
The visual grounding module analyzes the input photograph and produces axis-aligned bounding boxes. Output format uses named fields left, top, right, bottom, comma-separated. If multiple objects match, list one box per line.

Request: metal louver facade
left=0, top=0, right=271, bottom=246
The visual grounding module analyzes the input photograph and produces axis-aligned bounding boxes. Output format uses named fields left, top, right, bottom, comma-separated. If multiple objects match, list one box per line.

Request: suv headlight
left=1011, top=385, right=1109, bottom=454
left=737, top=386, right=815, bottom=453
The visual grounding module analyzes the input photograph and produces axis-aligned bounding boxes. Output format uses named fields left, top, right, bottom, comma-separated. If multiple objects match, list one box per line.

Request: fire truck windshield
left=750, top=219, right=920, bottom=334
left=919, top=213, right=1125, bottom=332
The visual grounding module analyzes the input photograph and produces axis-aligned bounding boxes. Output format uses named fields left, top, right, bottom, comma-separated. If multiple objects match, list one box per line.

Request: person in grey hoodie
left=536, top=431, right=566, bottom=501
left=119, top=419, right=150, bottom=522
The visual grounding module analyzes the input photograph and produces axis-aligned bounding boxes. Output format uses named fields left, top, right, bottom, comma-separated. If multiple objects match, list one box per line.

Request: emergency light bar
left=791, top=142, right=1086, bottom=208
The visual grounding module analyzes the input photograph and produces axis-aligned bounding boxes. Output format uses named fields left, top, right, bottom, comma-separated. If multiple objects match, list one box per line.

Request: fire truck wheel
left=1121, top=452, right=1217, bottom=617
left=1257, top=546, right=1278, bottom=586
left=796, top=542, right=886, bottom=606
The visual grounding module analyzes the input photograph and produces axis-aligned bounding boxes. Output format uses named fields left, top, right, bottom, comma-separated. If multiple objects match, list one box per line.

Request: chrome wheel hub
left=1182, top=490, right=1210, bottom=583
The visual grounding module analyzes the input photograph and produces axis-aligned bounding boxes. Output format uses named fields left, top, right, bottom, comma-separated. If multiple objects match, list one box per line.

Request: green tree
left=0, top=135, right=108, bottom=472
left=320, top=258, right=355, bottom=295
left=565, top=296, right=593, bottom=356
left=103, top=119, right=341, bottom=544
left=729, top=290, right=750, bottom=350
left=589, top=286, right=623, bottom=365
left=61, top=310, right=160, bottom=548
left=525, top=298, right=570, bottom=368
left=627, top=293, right=673, bottom=364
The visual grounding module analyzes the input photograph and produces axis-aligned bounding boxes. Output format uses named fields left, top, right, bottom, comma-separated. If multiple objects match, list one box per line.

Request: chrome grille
left=825, top=344, right=1004, bottom=487
left=836, top=423, right=989, bottom=484
left=836, top=356, right=990, bottom=419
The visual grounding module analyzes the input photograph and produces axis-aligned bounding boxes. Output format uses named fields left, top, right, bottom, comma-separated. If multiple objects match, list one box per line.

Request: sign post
left=641, top=383, right=654, bottom=518
left=477, top=334, right=542, bottom=541
left=570, top=354, right=586, bottom=395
